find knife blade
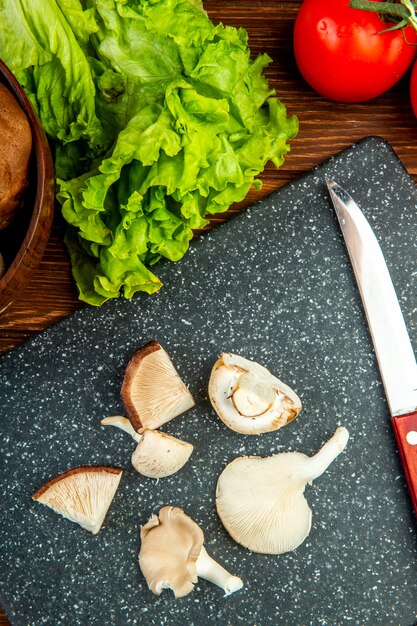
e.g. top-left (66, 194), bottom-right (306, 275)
top-left (326, 179), bottom-right (417, 516)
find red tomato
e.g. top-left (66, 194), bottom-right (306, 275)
top-left (293, 0), bottom-right (417, 103)
top-left (410, 61), bottom-right (417, 116)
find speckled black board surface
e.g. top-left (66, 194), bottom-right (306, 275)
top-left (1, 136), bottom-right (416, 626)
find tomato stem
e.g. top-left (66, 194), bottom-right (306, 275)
top-left (349, 0), bottom-right (417, 31)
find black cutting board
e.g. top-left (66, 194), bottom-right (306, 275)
top-left (1, 136), bottom-right (416, 626)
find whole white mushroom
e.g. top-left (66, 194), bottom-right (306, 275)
top-left (139, 506), bottom-right (243, 598)
top-left (216, 427), bottom-right (349, 554)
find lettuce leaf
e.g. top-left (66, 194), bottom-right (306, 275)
top-left (0, 0), bottom-right (298, 305)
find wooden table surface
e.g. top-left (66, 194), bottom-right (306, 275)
top-left (2, 1), bottom-right (417, 623)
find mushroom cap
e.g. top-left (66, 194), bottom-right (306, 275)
top-left (139, 506), bottom-right (204, 598)
top-left (216, 453), bottom-right (312, 554)
top-left (32, 466), bottom-right (123, 535)
top-left (216, 428), bottom-right (349, 554)
top-left (208, 353), bottom-right (302, 435)
top-left (121, 341), bottom-right (195, 431)
top-left (131, 429), bottom-right (194, 478)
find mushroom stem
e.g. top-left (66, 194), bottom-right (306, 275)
top-left (301, 426), bottom-right (349, 484)
top-left (195, 545), bottom-right (243, 597)
top-left (101, 416), bottom-right (143, 443)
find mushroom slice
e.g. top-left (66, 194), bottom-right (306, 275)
top-left (131, 429), bottom-right (193, 478)
top-left (139, 505), bottom-right (243, 598)
top-left (101, 416), bottom-right (193, 478)
top-left (121, 341), bottom-right (195, 431)
top-left (208, 352), bottom-right (301, 435)
top-left (32, 466), bottom-right (123, 534)
top-left (216, 427), bottom-right (349, 554)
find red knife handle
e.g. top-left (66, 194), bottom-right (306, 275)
top-left (391, 411), bottom-right (417, 516)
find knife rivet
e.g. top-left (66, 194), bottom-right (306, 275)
top-left (406, 431), bottom-right (417, 446)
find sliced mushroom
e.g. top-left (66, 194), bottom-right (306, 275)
top-left (32, 466), bottom-right (123, 534)
top-left (101, 416), bottom-right (193, 478)
top-left (216, 427), bottom-right (349, 554)
top-left (208, 352), bottom-right (302, 434)
top-left (139, 505), bottom-right (243, 598)
top-left (121, 341), bottom-right (195, 432)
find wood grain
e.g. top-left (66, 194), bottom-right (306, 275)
top-left (391, 412), bottom-right (417, 516)
top-left (2, 1), bottom-right (417, 623)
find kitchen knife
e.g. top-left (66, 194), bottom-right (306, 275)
top-left (326, 179), bottom-right (417, 516)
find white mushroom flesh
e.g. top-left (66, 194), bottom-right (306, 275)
top-left (139, 506), bottom-right (243, 598)
top-left (216, 427), bottom-right (349, 554)
top-left (32, 466), bottom-right (123, 535)
top-left (101, 416), bottom-right (193, 478)
top-left (195, 545), bottom-right (243, 597)
top-left (131, 429), bottom-right (193, 478)
top-left (101, 415), bottom-right (142, 442)
top-left (209, 352), bottom-right (302, 434)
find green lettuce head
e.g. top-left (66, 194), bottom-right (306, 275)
top-left (0, 0), bottom-right (298, 305)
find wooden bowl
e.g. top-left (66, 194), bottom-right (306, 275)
top-left (0, 59), bottom-right (55, 313)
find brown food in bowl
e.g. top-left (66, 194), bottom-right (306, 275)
top-left (0, 82), bottom-right (32, 230)
top-left (0, 58), bottom-right (55, 312)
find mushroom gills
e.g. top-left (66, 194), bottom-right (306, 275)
top-left (209, 352), bottom-right (302, 434)
top-left (216, 427), bottom-right (349, 554)
top-left (32, 466), bottom-right (123, 534)
top-left (121, 340), bottom-right (195, 432)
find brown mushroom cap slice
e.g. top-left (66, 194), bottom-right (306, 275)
top-left (121, 341), bottom-right (195, 431)
top-left (208, 352), bottom-right (302, 435)
top-left (216, 427), bottom-right (349, 554)
top-left (139, 506), bottom-right (243, 598)
top-left (32, 466), bottom-right (123, 535)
